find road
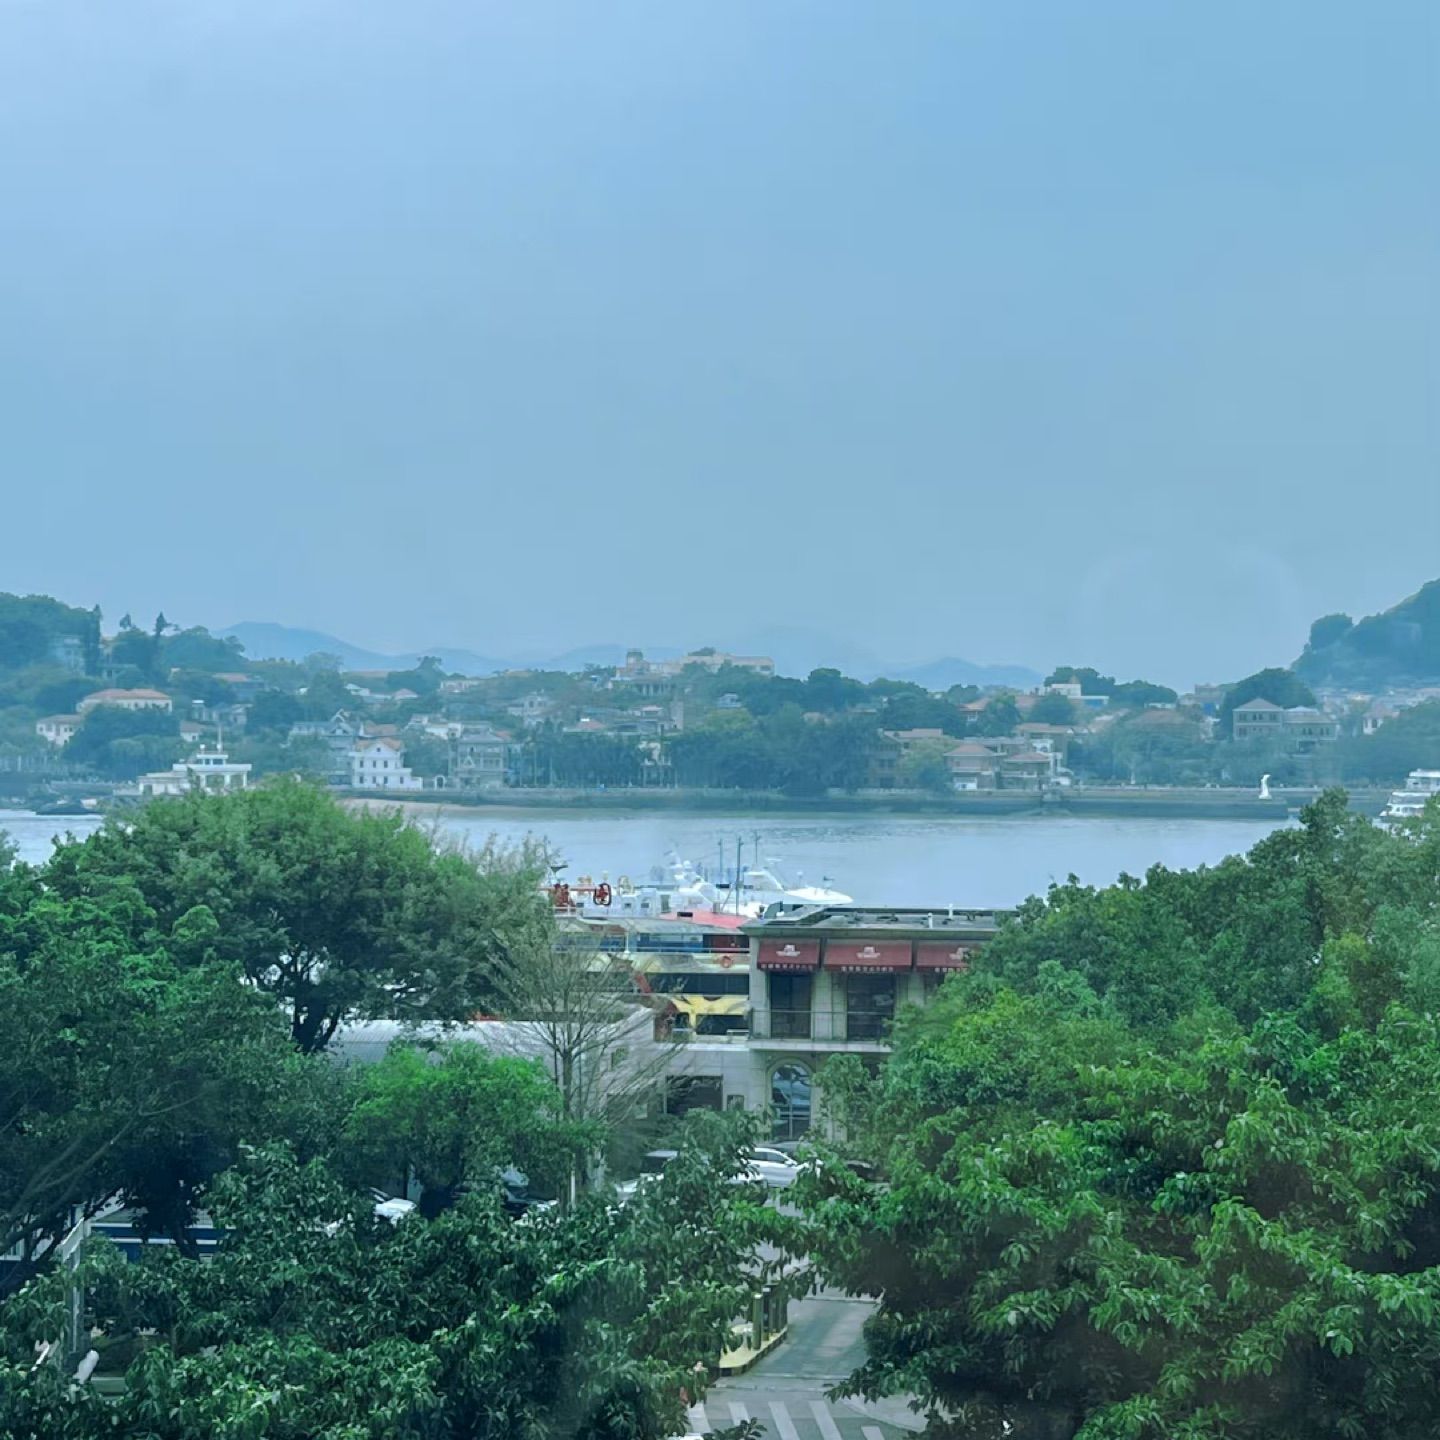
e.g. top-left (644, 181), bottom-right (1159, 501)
top-left (692, 1290), bottom-right (922, 1440)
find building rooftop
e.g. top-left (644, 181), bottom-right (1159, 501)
top-left (745, 903), bottom-right (1009, 937)
top-left (84, 687), bottom-right (170, 702)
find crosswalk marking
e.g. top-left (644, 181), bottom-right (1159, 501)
top-left (729, 1402), bottom-right (750, 1426)
top-left (686, 1404), bottom-right (709, 1434)
top-left (810, 1399), bottom-right (845, 1440)
top-left (769, 1400), bottom-right (802, 1440)
top-left (862, 1427), bottom-right (887, 1440)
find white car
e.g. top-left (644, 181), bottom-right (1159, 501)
top-left (745, 1147), bottom-right (801, 1190)
top-left (369, 1188), bottom-right (417, 1224)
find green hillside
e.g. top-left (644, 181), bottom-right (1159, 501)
top-left (0, 592), bottom-right (101, 673)
top-left (1295, 578), bottom-right (1440, 688)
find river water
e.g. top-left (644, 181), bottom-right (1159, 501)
top-left (0, 806), bottom-right (1286, 909)
top-left (410, 809), bottom-right (1285, 909)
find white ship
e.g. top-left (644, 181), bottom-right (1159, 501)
top-left (546, 849), bottom-right (852, 919)
top-left (1379, 769), bottom-right (1440, 824)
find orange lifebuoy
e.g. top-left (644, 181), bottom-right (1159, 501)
top-left (593, 882), bottom-right (612, 907)
top-left (718, 953), bottom-right (733, 969)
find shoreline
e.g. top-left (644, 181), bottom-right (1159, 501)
top-left (343, 785), bottom-right (1392, 823)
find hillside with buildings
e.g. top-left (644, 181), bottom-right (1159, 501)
top-left (3, 588), bottom-right (1439, 809)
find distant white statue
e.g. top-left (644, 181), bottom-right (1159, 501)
top-left (1258, 773), bottom-right (1271, 800)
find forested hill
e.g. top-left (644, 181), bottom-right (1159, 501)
top-left (1295, 577), bottom-right (1440, 688)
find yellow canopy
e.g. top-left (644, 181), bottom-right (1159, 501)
top-left (670, 995), bottom-right (747, 1020)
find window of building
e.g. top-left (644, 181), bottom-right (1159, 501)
top-left (768, 972), bottom-right (813, 1039)
top-left (771, 1063), bottom-right (812, 1142)
top-left (667, 1074), bottom-right (723, 1116)
top-left (844, 974), bottom-right (895, 1041)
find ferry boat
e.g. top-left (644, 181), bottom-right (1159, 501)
top-left (1379, 769), bottom-right (1440, 824)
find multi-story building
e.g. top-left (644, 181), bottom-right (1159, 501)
top-left (452, 723), bottom-right (513, 789)
top-left (77, 687), bottom-right (172, 714)
top-left (348, 736), bottom-right (423, 790)
top-left (741, 904), bottom-right (1006, 1141)
top-left (35, 714), bottom-right (82, 746)
top-left (1232, 700), bottom-right (1339, 751)
top-left (505, 693), bottom-right (558, 727)
top-left (341, 899), bottom-right (1009, 1158)
top-left (289, 710), bottom-right (365, 783)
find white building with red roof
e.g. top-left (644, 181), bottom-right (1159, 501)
top-left (77, 687), bottom-right (172, 714)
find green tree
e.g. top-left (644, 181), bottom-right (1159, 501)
top-left (1045, 666), bottom-right (1115, 695)
top-left (974, 693), bottom-right (1022, 737)
top-left (1338, 700), bottom-right (1440, 784)
top-left (44, 782), bottom-right (512, 1052)
top-left (2, 1120), bottom-right (767, 1440)
top-left (404, 733), bottom-right (452, 780)
top-left (388, 655), bottom-right (446, 698)
top-left (161, 627), bottom-right (246, 673)
top-left (246, 687), bottom-right (305, 734)
top-left (1029, 692), bottom-right (1078, 725)
top-left (1108, 679), bottom-right (1178, 708)
top-left (897, 739), bottom-right (954, 795)
top-left (0, 862), bottom-right (308, 1282)
top-left (109, 626), bottom-right (161, 682)
top-left (800, 1005), bottom-right (1440, 1440)
top-left (0, 617), bottom-right (48, 670)
top-left (64, 705), bottom-right (183, 779)
top-left (343, 1043), bottom-right (585, 1215)
top-left (300, 668), bottom-right (353, 718)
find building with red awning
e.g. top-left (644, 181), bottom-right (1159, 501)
top-left (823, 940), bottom-right (913, 971)
top-left (757, 939), bottom-right (821, 972)
top-left (915, 941), bottom-right (976, 970)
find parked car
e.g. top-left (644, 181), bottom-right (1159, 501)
top-left (368, 1189), bottom-right (416, 1224)
top-left (614, 1148), bottom-right (769, 1203)
top-left (745, 1147), bottom-right (801, 1189)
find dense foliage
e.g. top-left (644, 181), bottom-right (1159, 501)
top-left (45, 781), bottom-right (507, 1050)
top-left (797, 793), bottom-right (1440, 1439)
top-left (3, 1130), bottom-right (764, 1440)
top-left (0, 794), bottom-right (766, 1437)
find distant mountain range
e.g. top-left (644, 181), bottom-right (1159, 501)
top-left (219, 625), bottom-right (696, 678)
top-left (218, 623), bottom-right (511, 677)
top-left (220, 620), bottom-right (1042, 690)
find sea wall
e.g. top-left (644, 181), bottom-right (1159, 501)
top-left (348, 785), bottom-right (1394, 822)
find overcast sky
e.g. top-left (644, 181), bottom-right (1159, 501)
top-left (1, 2), bottom-right (1435, 685)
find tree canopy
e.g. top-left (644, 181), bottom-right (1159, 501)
top-left (43, 781), bottom-right (518, 1050)
top-left (793, 792), bottom-right (1440, 1440)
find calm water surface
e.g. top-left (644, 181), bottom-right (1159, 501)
top-left (429, 809), bottom-right (1285, 908)
top-left (0, 806), bottom-right (1287, 908)
top-left (0, 809), bottom-right (104, 864)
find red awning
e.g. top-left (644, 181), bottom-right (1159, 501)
top-left (915, 941), bottom-right (975, 970)
top-left (823, 941), bottom-right (913, 971)
top-left (757, 938), bottom-right (821, 971)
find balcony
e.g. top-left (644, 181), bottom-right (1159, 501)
top-left (748, 1007), bottom-right (894, 1048)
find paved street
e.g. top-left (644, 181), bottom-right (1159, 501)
top-left (697, 1290), bottom-right (922, 1440)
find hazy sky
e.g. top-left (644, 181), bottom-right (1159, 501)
top-left (2, 2), bottom-right (1436, 685)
